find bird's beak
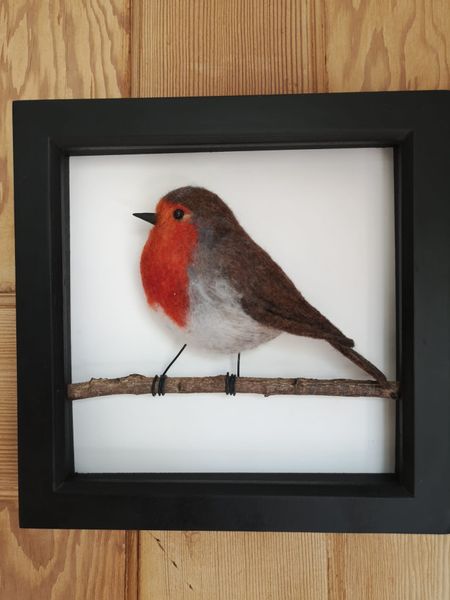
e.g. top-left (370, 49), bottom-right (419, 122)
top-left (133, 212), bottom-right (157, 225)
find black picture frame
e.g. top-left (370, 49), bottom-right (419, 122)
top-left (13, 92), bottom-right (450, 533)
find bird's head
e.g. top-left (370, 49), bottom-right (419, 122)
top-left (135, 187), bottom-right (240, 327)
top-left (133, 186), bottom-right (239, 242)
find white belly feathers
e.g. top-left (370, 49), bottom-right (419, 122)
top-left (184, 273), bottom-right (279, 353)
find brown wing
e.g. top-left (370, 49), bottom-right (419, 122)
top-left (221, 228), bottom-right (354, 347)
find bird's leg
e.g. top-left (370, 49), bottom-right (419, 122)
top-left (152, 344), bottom-right (187, 396)
top-left (225, 353), bottom-right (241, 396)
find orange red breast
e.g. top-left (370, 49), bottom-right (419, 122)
top-left (140, 199), bottom-right (198, 327)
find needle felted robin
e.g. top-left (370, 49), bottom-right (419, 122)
top-left (134, 186), bottom-right (387, 395)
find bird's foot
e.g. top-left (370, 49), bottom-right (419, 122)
top-left (151, 374), bottom-right (167, 396)
top-left (151, 344), bottom-right (188, 396)
top-left (225, 372), bottom-right (238, 396)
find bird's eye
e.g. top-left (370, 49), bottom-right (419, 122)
top-left (173, 208), bottom-right (184, 220)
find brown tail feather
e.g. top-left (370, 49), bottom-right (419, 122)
top-left (329, 340), bottom-right (387, 384)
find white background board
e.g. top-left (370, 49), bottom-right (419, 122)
top-left (70, 148), bottom-right (396, 473)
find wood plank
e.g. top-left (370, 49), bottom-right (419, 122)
top-left (139, 530), bottom-right (450, 599)
top-left (131, 2), bottom-right (450, 599)
top-left (0, 0), bottom-right (131, 292)
top-left (323, 1), bottom-right (450, 589)
top-left (327, 533), bottom-right (450, 599)
top-left (139, 530), bottom-right (328, 599)
top-left (0, 498), bottom-right (126, 600)
top-left (0, 295), bottom-right (17, 499)
top-left (132, 0), bottom-right (327, 97)
top-left (1, 2), bottom-right (131, 598)
top-left (324, 0), bottom-right (450, 92)
top-left (133, 3), bottom-right (329, 596)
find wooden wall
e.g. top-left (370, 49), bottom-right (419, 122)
top-left (1, 1), bottom-right (449, 597)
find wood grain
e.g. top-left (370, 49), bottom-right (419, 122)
top-left (3, 0), bottom-right (450, 598)
top-left (327, 534), bottom-right (450, 599)
top-left (0, 1), bottom-right (131, 598)
top-left (0, 498), bottom-right (127, 600)
top-left (139, 530), bottom-right (328, 600)
top-left (124, 530), bottom-right (139, 600)
top-left (138, 530), bottom-right (450, 600)
top-left (132, 0), bottom-right (327, 97)
top-left (325, 0), bottom-right (450, 92)
top-left (0, 0), bottom-right (130, 292)
top-left (0, 294), bottom-right (17, 499)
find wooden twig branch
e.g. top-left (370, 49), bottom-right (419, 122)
top-left (68, 374), bottom-right (399, 400)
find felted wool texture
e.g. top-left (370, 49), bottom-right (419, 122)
top-left (140, 186), bottom-right (387, 381)
top-left (164, 187), bottom-right (354, 343)
top-left (140, 197), bottom-right (198, 327)
top-left (186, 274), bottom-right (279, 353)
